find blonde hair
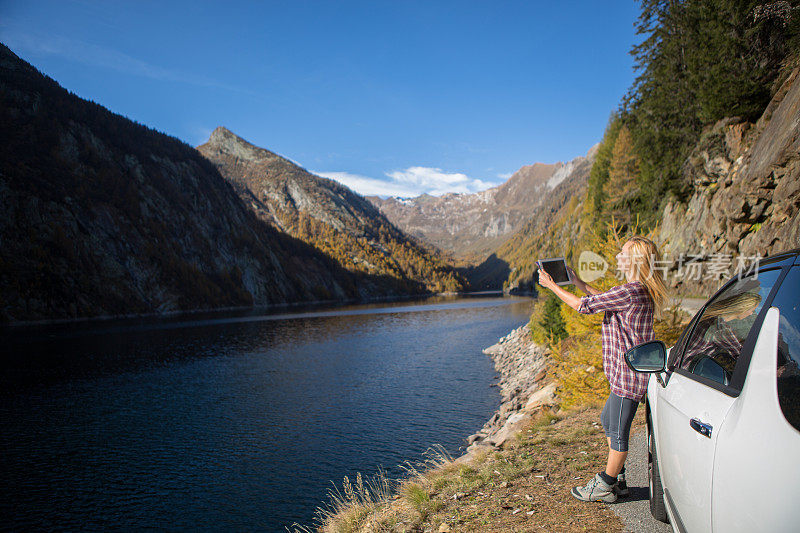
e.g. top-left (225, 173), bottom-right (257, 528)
top-left (625, 236), bottom-right (669, 319)
top-left (703, 292), bottom-right (761, 321)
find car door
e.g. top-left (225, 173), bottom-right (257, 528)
top-left (655, 268), bottom-right (783, 532)
top-left (711, 265), bottom-right (800, 532)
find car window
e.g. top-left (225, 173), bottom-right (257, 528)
top-left (677, 269), bottom-right (782, 386)
top-left (771, 266), bottom-right (800, 432)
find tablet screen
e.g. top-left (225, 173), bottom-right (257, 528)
top-left (538, 258), bottom-right (571, 285)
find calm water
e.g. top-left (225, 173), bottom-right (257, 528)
top-left (0, 294), bottom-right (533, 531)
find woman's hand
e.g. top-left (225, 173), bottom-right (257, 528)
top-left (538, 265), bottom-right (583, 311)
top-left (567, 267), bottom-right (578, 283)
top-left (566, 266), bottom-right (599, 295)
top-left (537, 268), bottom-right (556, 291)
top-left (567, 266), bottom-right (581, 286)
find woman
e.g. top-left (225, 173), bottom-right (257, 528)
top-left (537, 236), bottom-right (668, 503)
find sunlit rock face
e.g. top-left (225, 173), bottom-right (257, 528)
top-left (368, 148), bottom-right (597, 263)
top-left (198, 127), bottom-right (467, 294)
top-left (657, 67), bottom-right (800, 295)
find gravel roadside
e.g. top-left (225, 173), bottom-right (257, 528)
top-left (610, 428), bottom-right (671, 533)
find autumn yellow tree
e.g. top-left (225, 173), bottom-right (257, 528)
top-left (603, 125), bottom-right (640, 230)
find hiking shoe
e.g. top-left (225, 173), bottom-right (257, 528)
top-left (571, 473), bottom-right (617, 503)
top-left (613, 473), bottom-right (630, 498)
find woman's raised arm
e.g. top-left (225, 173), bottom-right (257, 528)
top-left (567, 267), bottom-right (602, 296)
top-left (537, 269), bottom-right (582, 311)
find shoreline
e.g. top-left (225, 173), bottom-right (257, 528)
top-left (451, 295), bottom-right (703, 465)
top-left (454, 322), bottom-right (556, 464)
top-left (320, 322), bottom-right (564, 531)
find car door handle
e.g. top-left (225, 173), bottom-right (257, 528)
top-left (690, 418), bottom-right (713, 438)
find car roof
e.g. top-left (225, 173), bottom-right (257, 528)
top-left (759, 247), bottom-right (799, 269)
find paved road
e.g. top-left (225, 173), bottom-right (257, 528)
top-left (610, 429), bottom-right (671, 533)
top-left (671, 296), bottom-right (706, 316)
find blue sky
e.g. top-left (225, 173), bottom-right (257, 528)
top-left (1, 1), bottom-right (641, 198)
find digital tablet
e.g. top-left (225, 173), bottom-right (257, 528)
top-left (537, 257), bottom-right (572, 286)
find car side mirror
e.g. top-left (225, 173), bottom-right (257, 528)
top-left (624, 340), bottom-right (667, 373)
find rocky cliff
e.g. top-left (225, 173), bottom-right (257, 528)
top-left (197, 127), bottom-right (467, 294)
top-left (368, 150), bottom-right (597, 264)
top-left (657, 65), bottom-right (800, 296)
top-left (0, 44), bottom-right (416, 323)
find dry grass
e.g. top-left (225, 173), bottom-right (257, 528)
top-left (290, 406), bottom-right (633, 532)
top-left (287, 467), bottom-right (395, 533)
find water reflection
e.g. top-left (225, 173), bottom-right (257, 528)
top-left (1, 294), bottom-right (532, 530)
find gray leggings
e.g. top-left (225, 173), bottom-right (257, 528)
top-left (601, 391), bottom-right (639, 452)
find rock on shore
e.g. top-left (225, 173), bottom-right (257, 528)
top-left (455, 323), bottom-right (556, 463)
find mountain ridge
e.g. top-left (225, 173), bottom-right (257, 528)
top-left (368, 146), bottom-right (598, 266)
top-left (197, 127), bottom-right (468, 294)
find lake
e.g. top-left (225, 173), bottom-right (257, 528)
top-left (0, 294), bottom-right (533, 530)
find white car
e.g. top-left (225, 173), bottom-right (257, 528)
top-left (624, 249), bottom-right (800, 533)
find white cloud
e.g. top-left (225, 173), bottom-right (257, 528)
top-left (471, 178), bottom-right (501, 190)
top-left (497, 172), bottom-right (514, 180)
top-left (385, 166), bottom-right (500, 196)
top-left (315, 171), bottom-right (420, 198)
top-left (316, 167), bottom-right (501, 198)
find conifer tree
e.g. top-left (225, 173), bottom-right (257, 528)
top-left (604, 125), bottom-right (640, 230)
top-left (621, 0), bottom-right (797, 228)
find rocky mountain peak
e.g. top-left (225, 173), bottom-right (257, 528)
top-left (197, 128), bottom-right (467, 293)
top-left (507, 162), bottom-right (558, 186)
top-left (492, 162), bottom-right (559, 205)
top-left (203, 126), bottom-right (286, 165)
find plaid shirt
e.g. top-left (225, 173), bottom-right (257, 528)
top-left (577, 281), bottom-right (655, 402)
top-left (679, 317), bottom-right (743, 373)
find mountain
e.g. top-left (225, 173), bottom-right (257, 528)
top-left (197, 127), bottom-right (467, 294)
top-left (0, 44), bottom-right (448, 323)
top-left (367, 150), bottom-right (597, 264)
top-left (465, 151), bottom-right (596, 291)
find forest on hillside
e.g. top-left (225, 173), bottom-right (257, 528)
top-left (495, 0), bottom-right (799, 292)
top-left (593, 0), bottom-right (799, 230)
